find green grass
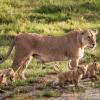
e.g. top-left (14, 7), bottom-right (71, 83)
top-left (91, 81), bottom-right (100, 88)
top-left (34, 89), bottom-right (61, 98)
top-left (0, 0), bottom-right (100, 99)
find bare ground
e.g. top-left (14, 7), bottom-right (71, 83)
top-left (0, 74), bottom-right (100, 100)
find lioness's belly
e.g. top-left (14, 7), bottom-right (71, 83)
top-left (33, 53), bottom-right (68, 63)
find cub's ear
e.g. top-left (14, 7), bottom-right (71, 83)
top-left (0, 74), bottom-right (4, 78)
top-left (94, 62), bottom-right (99, 67)
top-left (93, 62), bottom-right (97, 66)
top-left (77, 66), bottom-right (80, 69)
top-left (81, 32), bottom-right (85, 35)
top-left (1, 74), bottom-right (4, 78)
top-left (85, 65), bottom-right (88, 69)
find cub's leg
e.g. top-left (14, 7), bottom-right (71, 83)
top-left (93, 75), bottom-right (99, 81)
top-left (90, 75), bottom-right (99, 81)
top-left (73, 79), bottom-right (80, 87)
top-left (18, 56), bottom-right (33, 80)
top-left (52, 78), bottom-right (59, 86)
top-left (74, 81), bottom-right (79, 87)
top-left (52, 78), bottom-right (63, 88)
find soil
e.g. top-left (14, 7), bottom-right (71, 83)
top-left (0, 74), bottom-right (100, 100)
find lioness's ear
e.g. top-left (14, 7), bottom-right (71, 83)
top-left (92, 29), bottom-right (98, 35)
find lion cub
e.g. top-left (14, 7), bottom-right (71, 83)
top-left (82, 62), bottom-right (100, 81)
top-left (0, 74), bottom-right (7, 84)
top-left (0, 68), bottom-right (15, 84)
top-left (53, 65), bottom-right (87, 87)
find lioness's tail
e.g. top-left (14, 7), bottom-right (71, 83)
top-left (0, 38), bottom-right (16, 64)
top-left (53, 64), bottom-right (63, 73)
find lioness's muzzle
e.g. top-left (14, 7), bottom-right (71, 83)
top-left (91, 43), bottom-right (96, 49)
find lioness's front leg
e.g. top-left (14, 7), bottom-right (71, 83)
top-left (68, 58), bottom-right (79, 70)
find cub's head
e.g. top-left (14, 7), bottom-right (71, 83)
top-left (77, 65), bottom-right (88, 75)
top-left (7, 68), bottom-right (15, 81)
top-left (0, 74), bottom-right (7, 84)
top-left (92, 62), bottom-right (100, 71)
top-left (79, 29), bottom-right (98, 49)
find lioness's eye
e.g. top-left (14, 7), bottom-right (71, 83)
top-left (88, 36), bottom-right (91, 39)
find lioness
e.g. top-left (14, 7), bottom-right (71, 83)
top-left (82, 62), bottom-right (100, 81)
top-left (53, 65), bottom-right (88, 87)
top-left (0, 29), bottom-right (97, 79)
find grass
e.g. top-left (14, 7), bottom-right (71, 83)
top-left (0, 0), bottom-right (100, 99)
top-left (34, 89), bottom-right (61, 98)
top-left (91, 81), bottom-right (100, 88)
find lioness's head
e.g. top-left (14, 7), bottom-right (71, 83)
top-left (79, 29), bottom-right (98, 49)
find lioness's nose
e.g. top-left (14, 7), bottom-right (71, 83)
top-left (92, 43), bottom-right (95, 46)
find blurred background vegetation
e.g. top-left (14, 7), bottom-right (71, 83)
top-left (0, 0), bottom-right (100, 44)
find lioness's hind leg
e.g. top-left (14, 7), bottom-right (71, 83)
top-left (18, 56), bottom-right (33, 80)
top-left (12, 41), bottom-right (33, 71)
top-left (12, 54), bottom-right (32, 80)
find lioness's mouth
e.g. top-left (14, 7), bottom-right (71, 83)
top-left (89, 44), bottom-right (96, 49)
